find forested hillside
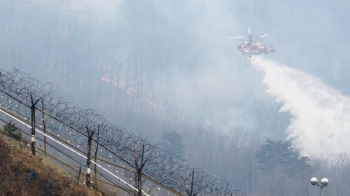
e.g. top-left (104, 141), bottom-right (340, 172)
top-left (1, 0), bottom-right (350, 195)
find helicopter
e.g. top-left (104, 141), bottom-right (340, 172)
top-left (228, 28), bottom-right (275, 57)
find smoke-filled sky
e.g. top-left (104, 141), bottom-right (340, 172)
top-left (1, 0), bottom-right (350, 149)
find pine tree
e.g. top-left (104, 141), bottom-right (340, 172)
top-left (256, 138), bottom-right (312, 196)
top-left (255, 138), bottom-right (311, 176)
top-left (158, 131), bottom-right (186, 157)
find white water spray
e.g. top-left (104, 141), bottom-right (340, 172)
top-left (251, 56), bottom-right (350, 157)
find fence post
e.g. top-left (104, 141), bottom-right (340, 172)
top-left (41, 98), bottom-right (47, 157)
top-left (30, 94), bottom-right (41, 156)
top-left (184, 170), bottom-right (196, 196)
top-left (94, 125), bottom-right (100, 188)
top-left (77, 165), bottom-right (82, 185)
top-left (86, 126), bottom-right (94, 187)
top-left (133, 145), bottom-right (148, 196)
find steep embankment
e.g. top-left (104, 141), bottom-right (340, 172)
top-left (0, 129), bottom-right (101, 196)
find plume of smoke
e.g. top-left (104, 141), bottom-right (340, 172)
top-left (251, 56), bottom-right (350, 157)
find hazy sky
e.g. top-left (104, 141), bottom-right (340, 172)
top-left (1, 0), bottom-right (350, 141)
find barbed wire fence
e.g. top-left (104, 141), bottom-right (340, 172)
top-left (0, 68), bottom-right (242, 196)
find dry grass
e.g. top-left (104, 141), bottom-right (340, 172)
top-left (0, 130), bottom-right (103, 196)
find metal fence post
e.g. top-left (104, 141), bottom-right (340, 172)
top-left (30, 94), bottom-right (41, 156)
top-left (86, 126), bottom-right (94, 187)
top-left (94, 125), bottom-right (100, 188)
top-left (77, 165), bottom-right (82, 185)
top-left (41, 99), bottom-right (47, 157)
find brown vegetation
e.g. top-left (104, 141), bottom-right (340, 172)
top-left (0, 130), bottom-right (102, 196)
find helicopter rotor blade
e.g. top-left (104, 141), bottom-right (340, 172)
top-left (227, 36), bottom-right (245, 39)
top-left (247, 28), bottom-right (252, 35)
top-left (259, 33), bottom-right (269, 38)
